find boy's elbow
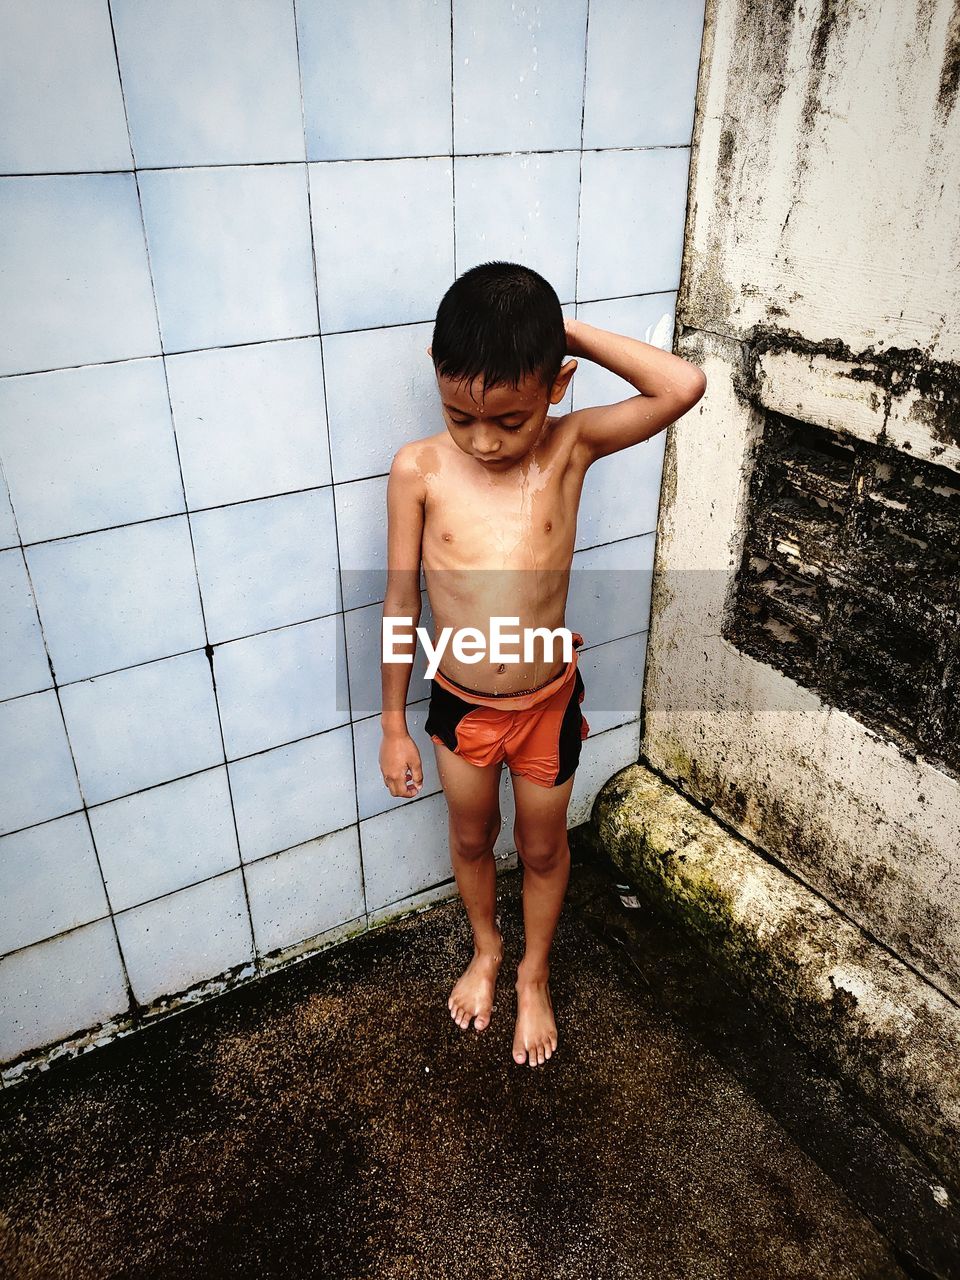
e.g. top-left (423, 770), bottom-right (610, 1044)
top-left (685, 369), bottom-right (707, 403)
top-left (383, 593), bottom-right (422, 622)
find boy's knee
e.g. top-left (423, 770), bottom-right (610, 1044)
top-left (451, 819), bottom-right (500, 861)
top-left (514, 826), bottom-right (568, 871)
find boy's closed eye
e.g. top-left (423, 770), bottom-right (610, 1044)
top-left (447, 412), bottom-right (526, 430)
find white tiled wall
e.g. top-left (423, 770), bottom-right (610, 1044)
top-left (0, 0), bottom-right (706, 1073)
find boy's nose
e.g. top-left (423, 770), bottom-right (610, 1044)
top-left (472, 432), bottom-right (500, 456)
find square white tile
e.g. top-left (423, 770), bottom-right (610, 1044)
top-left (111, 0), bottom-right (304, 167)
top-left (246, 826), bottom-right (365, 956)
top-left (571, 294), bottom-right (674, 547)
top-left (334, 476), bottom-right (389, 609)
top-left (166, 338), bottom-right (331, 510)
top-left (578, 631), bottom-right (647, 735)
top-left (229, 725), bottom-right (357, 862)
top-left (0, 173), bottom-right (160, 377)
top-left (453, 0), bottom-right (588, 153)
top-left (360, 791), bottom-right (452, 913)
top-left (26, 516), bottom-right (206, 685)
top-left (0, 690), bottom-right (82, 836)
top-left (324, 323), bottom-right (438, 483)
top-left (213, 614), bottom-right (349, 760)
top-left (353, 701), bottom-right (442, 821)
top-left (366, 876), bottom-right (461, 928)
top-left (0, 919), bottom-right (128, 1063)
top-left (344, 593), bottom-right (433, 720)
top-left (454, 152), bottom-right (581, 303)
top-left (89, 767), bottom-right (240, 913)
top-left (309, 158), bottom-right (454, 332)
top-left (138, 164), bottom-right (317, 354)
top-left (573, 295), bottom-right (677, 399)
top-left (298, 0), bottom-right (451, 160)
top-left (0, 470), bottom-right (18, 550)
top-left (0, 813), bottom-right (108, 955)
top-left (0, 549), bottom-right (50, 700)
top-left (114, 870), bottom-right (253, 1007)
top-left (0, 359), bottom-right (184, 544)
top-left (576, 432), bottom-right (667, 551)
top-left (59, 649), bottom-right (224, 806)
top-left (583, 0), bottom-right (706, 149)
top-left (0, 0), bottom-right (132, 174)
top-left (578, 149), bottom-right (692, 302)
top-left (191, 488), bottom-right (339, 645)
top-left (568, 534), bottom-right (656, 649)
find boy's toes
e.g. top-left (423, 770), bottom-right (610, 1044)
top-left (474, 1012), bottom-right (489, 1031)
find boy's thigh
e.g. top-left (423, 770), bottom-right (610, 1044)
top-left (433, 740), bottom-right (503, 838)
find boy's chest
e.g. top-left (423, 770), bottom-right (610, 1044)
top-left (422, 465), bottom-right (581, 570)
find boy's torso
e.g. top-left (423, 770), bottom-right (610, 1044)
top-left (413, 416), bottom-right (587, 696)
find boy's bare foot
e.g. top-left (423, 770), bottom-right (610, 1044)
top-left (513, 965), bottom-right (558, 1066)
top-left (448, 931), bottom-right (503, 1032)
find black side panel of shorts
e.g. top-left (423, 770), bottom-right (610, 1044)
top-left (424, 680), bottom-right (476, 753)
top-left (554, 669), bottom-right (586, 786)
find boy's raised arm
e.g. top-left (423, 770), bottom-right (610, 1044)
top-left (379, 446), bottom-right (426, 797)
top-left (564, 317), bottom-right (706, 464)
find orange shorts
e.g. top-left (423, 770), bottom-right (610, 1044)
top-left (425, 633), bottom-right (590, 788)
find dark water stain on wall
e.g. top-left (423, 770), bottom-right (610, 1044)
top-left (734, 326), bottom-right (960, 450)
top-left (723, 397), bottom-right (960, 778)
top-left (937, 0), bottom-right (960, 121)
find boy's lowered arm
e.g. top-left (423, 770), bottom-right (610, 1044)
top-left (563, 317), bottom-right (706, 464)
top-left (381, 447), bottom-right (425, 737)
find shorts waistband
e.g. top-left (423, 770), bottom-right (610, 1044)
top-left (432, 632), bottom-right (583, 711)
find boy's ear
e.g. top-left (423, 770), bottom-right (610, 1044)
top-left (550, 358), bottom-right (577, 403)
top-left (426, 345), bottom-right (433, 358)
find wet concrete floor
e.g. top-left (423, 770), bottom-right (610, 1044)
top-left (1, 844), bottom-right (959, 1279)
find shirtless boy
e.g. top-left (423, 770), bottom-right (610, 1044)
top-left (379, 262), bottom-right (706, 1068)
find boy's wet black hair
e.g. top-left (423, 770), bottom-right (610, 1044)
top-left (431, 261), bottom-right (566, 394)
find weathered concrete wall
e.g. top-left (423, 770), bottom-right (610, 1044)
top-left (643, 0), bottom-right (960, 1002)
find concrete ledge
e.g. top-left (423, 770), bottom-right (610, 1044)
top-left (591, 762), bottom-right (960, 1194)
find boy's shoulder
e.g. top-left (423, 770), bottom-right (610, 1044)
top-left (388, 433), bottom-right (450, 497)
top-left (391, 432), bottom-right (451, 474)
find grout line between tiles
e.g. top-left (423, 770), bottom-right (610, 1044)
top-left (292, 0), bottom-right (367, 922)
top-left (0, 284), bottom-right (680, 384)
top-left (0, 143), bottom-right (690, 182)
top-left (3, 716), bottom-right (647, 962)
top-left (111, 0), bottom-right (264, 984)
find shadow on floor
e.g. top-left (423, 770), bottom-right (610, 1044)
top-left (1, 849), bottom-right (958, 1279)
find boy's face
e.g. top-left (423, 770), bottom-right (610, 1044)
top-left (431, 359), bottom-right (575, 471)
